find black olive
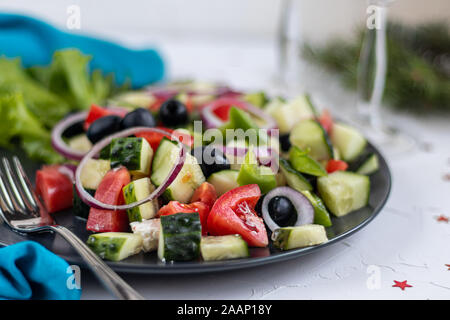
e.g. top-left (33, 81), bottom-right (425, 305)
top-left (159, 99), bottom-right (188, 127)
top-left (268, 196), bottom-right (297, 227)
top-left (279, 134), bottom-right (291, 152)
top-left (120, 108), bottom-right (156, 129)
top-left (86, 115), bottom-right (122, 144)
top-left (191, 146), bottom-right (230, 178)
top-left (61, 112), bottom-right (84, 138)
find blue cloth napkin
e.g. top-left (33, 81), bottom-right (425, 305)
top-left (0, 13), bottom-right (165, 88)
top-left (0, 241), bottom-right (81, 300)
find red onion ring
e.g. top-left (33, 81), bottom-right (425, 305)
top-left (201, 97), bottom-right (277, 130)
top-left (51, 107), bottom-right (129, 161)
top-left (75, 127), bottom-right (186, 210)
top-left (57, 164), bottom-right (77, 183)
top-left (51, 111), bottom-right (88, 161)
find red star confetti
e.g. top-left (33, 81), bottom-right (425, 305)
top-left (445, 264), bottom-right (450, 270)
top-left (392, 280), bottom-right (413, 291)
top-left (436, 215), bottom-right (449, 223)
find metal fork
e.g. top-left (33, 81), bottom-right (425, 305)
top-left (0, 156), bottom-right (144, 300)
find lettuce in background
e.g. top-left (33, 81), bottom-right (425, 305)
top-left (0, 49), bottom-right (121, 163)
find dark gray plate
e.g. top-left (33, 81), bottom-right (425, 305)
top-left (0, 143), bottom-right (391, 274)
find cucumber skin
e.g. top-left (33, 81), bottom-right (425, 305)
top-left (289, 120), bottom-right (333, 161)
top-left (301, 191), bottom-right (332, 227)
top-left (160, 213), bottom-right (202, 262)
top-left (272, 225), bottom-right (328, 250)
top-left (109, 137), bottom-right (145, 171)
top-left (200, 235), bottom-right (249, 261)
top-left (73, 186), bottom-right (95, 220)
top-left (123, 178), bottom-right (156, 223)
top-left (86, 233), bottom-right (143, 261)
top-left (279, 158), bottom-right (313, 192)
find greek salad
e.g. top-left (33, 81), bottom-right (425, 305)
top-left (35, 81), bottom-right (380, 262)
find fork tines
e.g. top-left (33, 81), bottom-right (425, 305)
top-left (0, 157), bottom-right (39, 216)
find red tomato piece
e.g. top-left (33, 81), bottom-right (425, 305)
top-left (158, 201), bottom-right (209, 235)
top-left (35, 165), bottom-right (73, 213)
top-left (209, 97), bottom-right (248, 121)
top-left (318, 109), bottom-right (334, 134)
top-left (86, 167), bottom-right (131, 232)
top-left (84, 104), bottom-right (126, 130)
top-left (135, 127), bottom-right (173, 151)
top-left (190, 182), bottom-right (217, 209)
top-left (207, 184), bottom-right (268, 247)
top-left (326, 159), bottom-right (348, 173)
top-left (135, 127), bottom-right (193, 150)
top-left (172, 129), bottom-right (194, 148)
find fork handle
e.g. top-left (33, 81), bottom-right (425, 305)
top-left (51, 225), bottom-right (145, 300)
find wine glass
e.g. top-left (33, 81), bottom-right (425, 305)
top-left (355, 0), bottom-right (416, 156)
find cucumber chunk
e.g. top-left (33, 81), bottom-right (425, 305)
top-left (158, 212), bottom-right (202, 262)
top-left (130, 218), bottom-right (160, 252)
top-left (151, 138), bottom-right (205, 203)
top-left (301, 190), bottom-right (332, 227)
top-left (272, 224), bottom-right (328, 250)
top-left (317, 171), bottom-right (370, 217)
top-left (207, 170), bottom-right (240, 196)
top-left (67, 134), bottom-right (92, 153)
top-left (80, 159), bottom-right (111, 190)
top-left (110, 137), bottom-right (153, 175)
top-left (123, 177), bottom-right (159, 222)
top-left (356, 153), bottom-right (379, 175)
top-left (330, 123), bottom-right (367, 162)
top-left (267, 95), bottom-right (316, 134)
top-left (289, 146), bottom-right (328, 177)
top-left (290, 120), bottom-right (333, 161)
top-left (86, 232), bottom-right (143, 261)
top-left (279, 158), bottom-right (313, 191)
top-left (243, 91), bottom-right (268, 108)
top-left (200, 235), bottom-right (249, 261)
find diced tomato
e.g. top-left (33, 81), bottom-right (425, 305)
top-left (172, 129), bottom-right (194, 148)
top-left (135, 127), bottom-right (194, 150)
top-left (158, 201), bottom-right (209, 235)
top-left (86, 167), bottom-right (131, 232)
top-left (149, 96), bottom-right (168, 112)
top-left (35, 165), bottom-right (73, 213)
top-left (135, 127), bottom-right (173, 151)
top-left (207, 184), bottom-right (268, 247)
top-left (208, 97), bottom-right (248, 121)
top-left (84, 104), bottom-right (127, 130)
top-left (326, 159), bottom-right (348, 173)
top-left (318, 109), bottom-right (334, 134)
top-left (190, 182), bottom-right (217, 209)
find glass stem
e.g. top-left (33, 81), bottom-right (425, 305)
top-left (369, 6), bottom-right (387, 132)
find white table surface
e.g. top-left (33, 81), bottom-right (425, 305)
top-left (80, 36), bottom-right (450, 300)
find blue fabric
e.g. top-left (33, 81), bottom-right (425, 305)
top-left (0, 241), bottom-right (81, 300)
top-left (0, 13), bottom-right (165, 88)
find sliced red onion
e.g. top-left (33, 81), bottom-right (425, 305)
top-left (261, 187), bottom-right (314, 232)
top-left (58, 164), bottom-right (77, 183)
top-left (51, 111), bottom-right (88, 161)
top-left (51, 107), bottom-right (129, 161)
top-left (201, 97), bottom-right (277, 130)
top-left (75, 127), bottom-right (186, 210)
